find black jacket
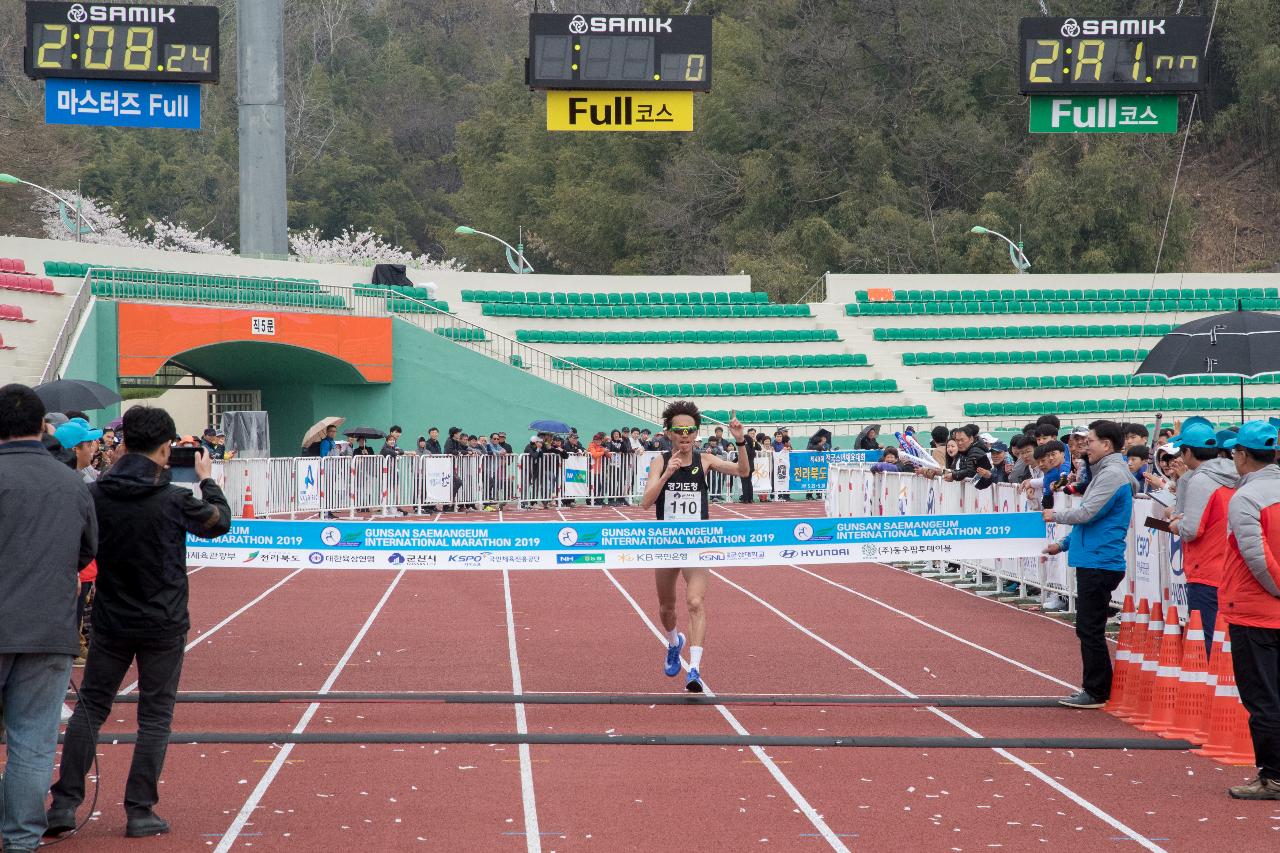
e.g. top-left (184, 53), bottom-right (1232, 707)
top-left (445, 437), bottom-right (467, 455)
top-left (0, 440), bottom-right (97, 656)
top-left (89, 453), bottom-right (231, 639)
top-left (950, 444), bottom-right (991, 481)
top-left (424, 438), bottom-right (442, 454)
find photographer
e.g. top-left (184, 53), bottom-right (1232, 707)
top-left (47, 406), bottom-right (231, 840)
top-left (0, 384), bottom-right (97, 853)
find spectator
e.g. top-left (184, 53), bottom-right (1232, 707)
top-left (771, 429), bottom-right (786, 452)
top-left (200, 428), bottom-right (219, 459)
top-left (943, 438), bottom-right (959, 468)
top-left (305, 423), bottom-right (338, 458)
top-left (423, 427), bottom-right (442, 455)
top-left (444, 427), bottom-right (466, 455)
top-left (415, 436), bottom-right (428, 454)
top-left (871, 447), bottom-right (904, 473)
top-left (380, 434), bottom-right (405, 457)
top-left (388, 424), bottom-right (403, 446)
top-left (588, 431), bottom-right (609, 505)
top-left (1034, 423), bottom-right (1059, 445)
top-left (523, 434), bottom-right (549, 508)
top-left (1127, 445), bottom-right (1156, 494)
top-left (0, 384), bottom-right (97, 853)
top-left (1122, 422), bottom-right (1150, 450)
top-left (1156, 427), bottom-right (1175, 449)
top-left (55, 419), bottom-right (105, 484)
top-left (565, 432), bottom-right (584, 454)
top-left (629, 427), bottom-right (644, 452)
top-left (1008, 434), bottom-right (1036, 483)
top-left (709, 426), bottom-right (729, 452)
top-left (605, 429), bottom-right (628, 505)
top-left (1168, 419), bottom-right (1235, 642)
top-left (1036, 414), bottom-right (1062, 431)
top-left (498, 432), bottom-right (513, 454)
top-left (1216, 420), bottom-right (1280, 800)
top-left (1042, 420), bottom-right (1133, 709)
top-left (942, 426), bottom-right (988, 482)
top-left (974, 441), bottom-right (1013, 489)
top-left (739, 426), bottom-right (758, 503)
top-left (353, 436), bottom-right (374, 456)
top-left (1029, 439), bottom-right (1069, 508)
top-left (48, 405), bottom-right (230, 840)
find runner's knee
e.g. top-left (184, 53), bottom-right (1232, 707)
top-left (686, 594), bottom-right (704, 616)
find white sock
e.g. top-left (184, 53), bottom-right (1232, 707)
top-left (689, 646), bottom-right (704, 670)
top-left (666, 627), bottom-right (680, 646)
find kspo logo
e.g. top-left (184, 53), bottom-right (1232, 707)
top-left (71, 4), bottom-right (178, 23)
top-left (1060, 17), bottom-right (1166, 37)
top-left (569, 15), bottom-right (673, 34)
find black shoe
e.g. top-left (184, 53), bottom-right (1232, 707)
top-left (1058, 690), bottom-right (1105, 709)
top-left (43, 807), bottom-right (78, 837)
top-left (125, 811), bottom-right (170, 838)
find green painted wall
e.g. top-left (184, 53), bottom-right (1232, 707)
top-left (62, 301), bottom-right (122, 421)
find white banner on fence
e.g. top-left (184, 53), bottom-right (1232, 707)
top-left (421, 455), bottom-right (453, 503)
top-left (297, 459), bottom-right (320, 511)
top-left (564, 456), bottom-right (589, 498)
top-left (751, 453), bottom-right (772, 494)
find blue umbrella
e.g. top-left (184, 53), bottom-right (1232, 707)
top-left (529, 419), bottom-right (571, 434)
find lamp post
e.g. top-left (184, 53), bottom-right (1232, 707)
top-left (970, 225), bottom-right (1030, 273)
top-left (0, 173), bottom-right (95, 241)
top-left (454, 225), bottom-right (534, 274)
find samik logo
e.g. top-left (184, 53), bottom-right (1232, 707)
top-left (572, 16), bottom-right (673, 34)
top-left (1065, 18), bottom-right (1166, 36)
top-left (79, 5), bottom-right (178, 23)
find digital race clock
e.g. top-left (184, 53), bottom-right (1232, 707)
top-left (24, 2), bottom-right (220, 84)
top-left (1019, 16), bottom-right (1207, 94)
top-left (527, 13), bottom-right (711, 91)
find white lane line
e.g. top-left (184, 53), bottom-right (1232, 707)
top-left (601, 569), bottom-right (851, 853)
top-left (503, 569), bottom-right (543, 853)
top-left (121, 568), bottom-right (306, 696)
top-left (711, 570), bottom-right (1166, 853)
top-left (213, 569), bottom-right (406, 853)
top-left (186, 565), bottom-right (207, 576)
top-left (788, 564), bottom-right (1077, 690)
top-left (717, 502), bottom-right (751, 519)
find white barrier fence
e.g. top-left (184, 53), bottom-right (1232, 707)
top-left (826, 465), bottom-right (1186, 616)
top-left (211, 450), bottom-right (790, 517)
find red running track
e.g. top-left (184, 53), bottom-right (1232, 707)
top-left (5, 502), bottom-right (1279, 851)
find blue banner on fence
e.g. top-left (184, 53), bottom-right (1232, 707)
top-left (786, 450), bottom-right (879, 492)
top-left (45, 78), bottom-right (201, 129)
top-left (186, 513), bottom-right (1046, 570)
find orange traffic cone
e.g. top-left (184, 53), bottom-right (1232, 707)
top-left (241, 478), bottom-right (256, 519)
top-left (1114, 599), bottom-right (1151, 719)
top-left (1193, 614), bottom-right (1230, 743)
top-left (1195, 634), bottom-right (1255, 765)
top-left (1123, 601), bottom-right (1164, 724)
top-left (1104, 595), bottom-right (1137, 715)
top-left (1163, 609), bottom-right (1211, 741)
top-left (1139, 605), bottom-right (1183, 733)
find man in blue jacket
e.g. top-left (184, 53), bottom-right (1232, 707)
top-left (1042, 419), bottom-right (1134, 708)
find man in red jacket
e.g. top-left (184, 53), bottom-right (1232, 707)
top-left (1220, 420), bottom-right (1280, 800)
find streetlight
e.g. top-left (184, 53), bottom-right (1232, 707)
top-left (970, 225), bottom-right (1030, 273)
top-left (0, 173), bottom-right (95, 241)
top-left (454, 225), bottom-right (534, 274)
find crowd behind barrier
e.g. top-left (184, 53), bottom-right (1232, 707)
top-left (210, 450), bottom-right (875, 517)
top-left (826, 464), bottom-right (1186, 616)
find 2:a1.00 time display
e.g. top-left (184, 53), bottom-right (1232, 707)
top-left (1018, 16), bottom-right (1207, 94)
top-left (24, 2), bottom-right (220, 83)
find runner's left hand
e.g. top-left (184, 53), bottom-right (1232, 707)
top-left (727, 411), bottom-right (745, 443)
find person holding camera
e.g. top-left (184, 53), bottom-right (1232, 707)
top-left (46, 406), bottom-right (231, 840)
top-left (0, 385), bottom-right (98, 853)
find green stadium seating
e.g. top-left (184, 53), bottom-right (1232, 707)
top-left (548, 353), bottom-right (868, 371)
top-left (479, 303), bottom-right (808, 319)
top-left (848, 294), bottom-right (1280, 316)
top-left (614, 378), bottom-right (897, 398)
top-left (872, 323), bottom-right (1175, 342)
top-left (515, 329), bottom-right (840, 344)
top-left (464, 289), bottom-right (771, 305)
top-left (967, 396), bottom-right (1280, 418)
top-left (932, 373), bottom-right (1280, 392)
top-left (700, 405), bottom-right (926, 424)
top-left (903, 348), bottom-right (1150, 367)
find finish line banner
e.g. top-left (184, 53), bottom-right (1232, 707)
top-left (186, 514), bottom-right (1047, 570)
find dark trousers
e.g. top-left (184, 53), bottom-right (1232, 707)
top-left (1075, 567), bottom-right (1125, 700)
top-left (1186, 582), bottom-right (1220, 659)
top-left (52, 630), bottom-right (185, 816)
top-left (1229, 624), bottom-right (1280, 781)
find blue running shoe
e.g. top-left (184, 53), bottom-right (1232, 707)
top-left (685, 667), bottom-right (704, 693)
top-left (664, 633), bottom-right (686, 677)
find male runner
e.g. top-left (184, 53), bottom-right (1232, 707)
top-left (640, 402), bottom-right (748, 692)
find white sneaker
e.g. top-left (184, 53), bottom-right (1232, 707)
top-left (1043, 593), bottom-right (1068, 612)
top-left (60, 702), bottom-right (74, 724)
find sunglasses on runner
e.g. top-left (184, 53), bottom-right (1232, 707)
top-left (668, 426), bottom-right (698, 436)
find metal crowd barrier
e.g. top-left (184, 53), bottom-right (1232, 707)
top-left (212, 449), bottom-right (781, 518)
top-left (825, 464), bottom-right (1186, 616)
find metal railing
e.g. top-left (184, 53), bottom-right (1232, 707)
top-left (41, 271), bottom-right (96, 383)
top-left (213, 450), bottom-right (793, 517)
top-left (380, 289), bottom-right (711, 428)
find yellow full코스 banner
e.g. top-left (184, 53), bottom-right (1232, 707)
top-left (547, 90), bottom-right (693, 132)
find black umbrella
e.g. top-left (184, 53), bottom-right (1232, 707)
top-left (34, 378), bottom-right (122, 412)
top-left (343, 426), bottom-right (386, 439)
top-left (1134, 308), bottom-right (1280, 421)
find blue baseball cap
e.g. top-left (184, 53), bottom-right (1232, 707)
top-left (54, 420), bottom-right (103, 449)
top-left (1166, 421), bottom-right (1219, 450)
top-left (1223, 420), bottom-right (1279, 452)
